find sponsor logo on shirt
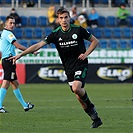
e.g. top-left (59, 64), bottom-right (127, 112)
top-left (8, 34), bottom-right (14, 40)
top-left (59, 40), bottom-right (78, 47)
top-left (59, 37), bottom-right (62, 41)
top-left (72, 34), bottom-right (77, 39)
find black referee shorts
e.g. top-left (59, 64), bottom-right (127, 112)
top-left (2, 57), bottom-right (17, 81)
top-left (67, 65), bottom-right (88, 92)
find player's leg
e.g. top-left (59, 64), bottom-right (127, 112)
top-left (72, 80), bottom-right (103, 128)
top-left (11, 80), bottom-right (34, 112)
top-left (68, 66), bottom-right (102, 128)
top-left (0, 58), bottom-right (12, 113)
top-left (0, 80), bottom-right (10, 113)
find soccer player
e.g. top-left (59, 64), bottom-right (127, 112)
top-left (10, 7), bottom-right (103, 128)
top-left (0, 16), bottom-right (34, 113)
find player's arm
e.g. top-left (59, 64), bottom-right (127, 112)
top-left (9, 40), bottom-right (46, 62)
top-left (78, 35), bottom-right (99, 60)
top-left (85, 35), bottom-right (99, 55)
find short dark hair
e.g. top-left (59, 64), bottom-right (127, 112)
top-left (6, 16), bottom-right (15, 22)
top-left (56, 7), bottom-right (70, 17)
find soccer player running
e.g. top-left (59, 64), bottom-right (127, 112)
top-left (10, 7), bottom-right (103, 128)
top-left (0, 16), bottom-right (34, 113)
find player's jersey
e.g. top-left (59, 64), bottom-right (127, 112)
top-left (0, 29), bottom-right (16, 59)
top-left (44, 24), bottom-right (92, 74)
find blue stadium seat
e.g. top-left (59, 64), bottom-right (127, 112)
top-left (122, 28), bottom-right (131, 38)
top-left (102, 0), bottom-right (108, 3)
top-left (42, 0), bottom-right (50, 3)
top-left (112, 28), bottom-right (122, 38)
top-left (49, 43), bottom-right (56, 48)
top-left (92, 28), bottom-right (103, 39)
top-left (0, 16), bottom-right (6, 22)
top-left (33, 0), bottom-right (38, 3)
top-left (109, 39), bottom-right (118, 49)
top-left (106, 16), bottom-right (116, 27)
top-left (29, 40), bottom-right (39, 46)
top-left (20, 16), bottom-right (28, 26)
top-left (23, 28), bottom-right (33, 39)
top-left (84, 40), bottom-right (91, 48)
top-left (34, 27), bottom-right (43, 38)
top-left (5, 0), bottom-right (11, 3)
top-left (54, 0), bottom-right (60, 3)
top-left (94, 0), bottom-right (99, 3)
top-left (19, 39), bottom-right (29, 47)
top-left (119, 40), bottom-right (128, 49)
top-left (103, 28), bottom-right (112, 38)
top-left (99, 39), bottom-right (108, 49)
top-left (128, 16), bottom-right (133, 27)
top-left (44, 27), bottom-right (52, 36)
top-left (130, 28), bottom-right (133, 38)
top-left (14, 28), bottom-right (23, 39)
top-left (38, 16), bottom-right (48, 27)
top-left (98, 16), bottom-right (106, 27)
top-left (28, 16), bottom-right (38, 26)
top-left (129, 40), bottom-right (133, 48)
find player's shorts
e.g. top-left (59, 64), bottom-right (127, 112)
top-left (2, 57), bottom-right (17, 81)
top-left (66, 65), bottom-right (88, 92)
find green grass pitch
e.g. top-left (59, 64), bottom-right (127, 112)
top-left (0, 83), bottom-right (132, 133)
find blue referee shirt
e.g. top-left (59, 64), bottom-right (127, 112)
top-left (0, 29), bottom-right (16, 59)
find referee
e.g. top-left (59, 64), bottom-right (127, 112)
top-left (10, 7), bottom-right (103, 128)
top-left (0, 16), bottom-right (34, 113)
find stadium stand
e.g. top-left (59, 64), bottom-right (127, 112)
top-left (98, 16), bottom-right (106, 27)
top-left (13, 28), bottom-right (23, 39)
top-left (122, 27), bottom-right (131, 38)
top-left (0, 16), bottom-right (6, 22)
top-left (28, 16), bottom-right (38, 27)
top-left (29, 39), bottom-right (39, 46)
top-left (84, 40), bottom-right (91, 48)
top-left (34, 27), bottom-right (43, 39)
top-left (38, 16), bottom-right (48, 27)
top-left (109, 39), bottom-right (118, 49)
top-left (5, 0), bottom-right (11, 3)
top-left (102, 28), bottom-right (112, 38)
top-left (20, 16), bottom-right (28, 27)
top-left (128, 16), bottom-right (133, 27)
top-left (99, 39), bottom-right (108, 49)
top-left (92, 28), bottom-right (103, 39)
top-left (23, 27), bottom-right (33, 39)
top-left (112, 27), bottom-right (122, 38)
top-left (119, 39), bottom-right (128, 49)
top-left (129, 40), bottom-right (133, 48)
top-left (41, 0), bottom-right (51, 3)
top-left (18, 39), bottom-right (29, 47)
top-left (49, 43), bottom-right (56, 48)
top-left (43, 27), bottom-right (52, 36)
top-left (0, 1), bottom-right (132, 50)
top-left (106, 16), bottom-right (116, 27)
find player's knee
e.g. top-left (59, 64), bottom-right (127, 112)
top-left (69, 86), bottom-right (80, 94)
top-left (72, 86), bottom-right (81, 94)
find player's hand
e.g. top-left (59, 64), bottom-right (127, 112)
top-left (78, 53), bottom-right (87, 60)
top-left (8, 54), bottom-right (22, 64)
